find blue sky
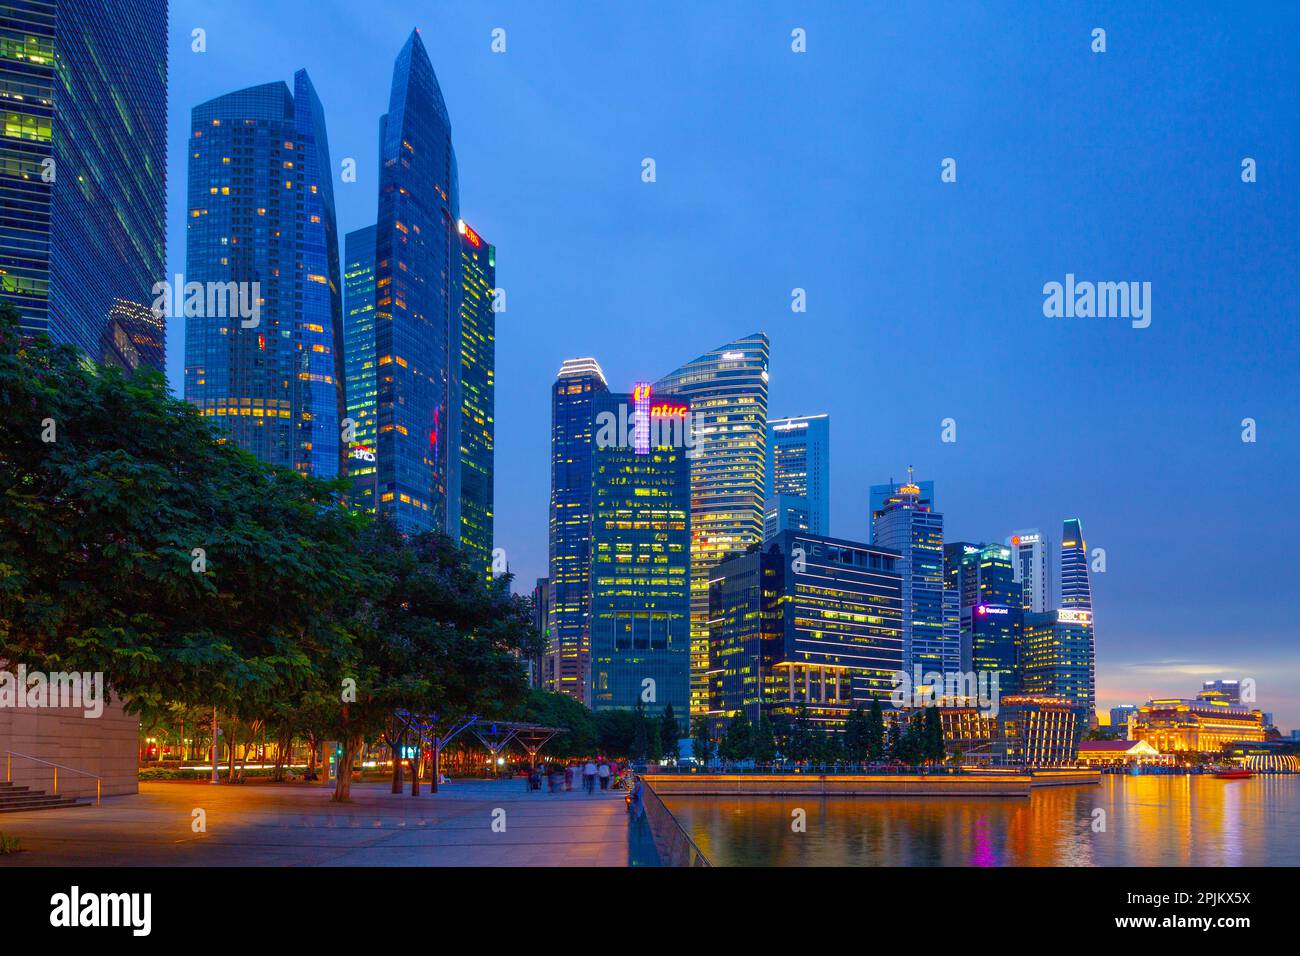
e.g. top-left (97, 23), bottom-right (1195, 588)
top-left (166, 1), bottom-right (1300, 726)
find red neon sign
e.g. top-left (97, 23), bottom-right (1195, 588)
top-left (462, 222), bottom-right (482, 248)
top-left (650, 403), bottom-right (687, 418)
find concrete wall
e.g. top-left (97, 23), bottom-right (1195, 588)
top-left (0, 696), bottom-right (139, 800)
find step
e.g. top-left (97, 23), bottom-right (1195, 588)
top-left (0, 797), bottom-right (85, 813)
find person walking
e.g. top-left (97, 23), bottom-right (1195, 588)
top-left (564, 763), bottom-right (574, 791)
top-left (583, 759), bottom-right (598, 794)
top-left (598, 759), bottom-right (611, 791)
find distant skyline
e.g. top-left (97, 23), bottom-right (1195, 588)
top-left (163, 2), bottom-right (1300, 726)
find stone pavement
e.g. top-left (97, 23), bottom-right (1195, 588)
top-left (0, 778), bottom-right (633, 867)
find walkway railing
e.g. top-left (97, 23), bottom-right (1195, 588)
top-left (638, 776), bottom-right (710, 867)
top-left (5, 751), bottom-right (101, 806)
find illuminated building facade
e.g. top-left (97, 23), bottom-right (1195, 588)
top-left (457, 219), bottom-right (494, 578)
top-left (946, 542), bottom-right (1023, 691)
top-left (529, 577), bottom-right (549, 689)
top-left (1201, 679), bottom-right (1243, 705)
top-left (342, 224), bottom-right (377, 508)
top-left (373, 29), bottom-right (460, 532)
top-left (546, 357), bottom-right (609, 704)
top-left (1, 0), bottom-right (167, 371)
top-left (992, 696), bottom-right (1079, 767)
top-left (764, 413), bottom-right (829, 538)
top-left (1132, 694), bottom-right (1266, 755)
top-left (1110, 704), bottom-right (1139, 736)
top-left (589, 386), bottom-right (691, 722)
top-left (184, 71), bottom-right (345, 477)
top-left (1060, 517), bottom-right (1092, 609)
top-left (708, 530), bottom-right (903, 736)
top-left (1006, 529), bottom-right (1051, 613)
top-left (1022, 608), bottom-right (1095, 724)
top-left (872, 475), bottom-right (960, 676)
top-left (654, 332), bottom-right (770, 717)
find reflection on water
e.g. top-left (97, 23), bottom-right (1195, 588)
top-left (662, 776), bottom-right (1300, 866)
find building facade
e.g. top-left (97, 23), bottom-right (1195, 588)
top-left (1109, 704), bottom-right (1139, 735)
top-left (1006, 529), bottom-right (1052, 614)
top-left (1132, 694), bottom-right (1267, 755)
top-left (342, 224), bottom-right (378, 508)
top-left (1021, 608), bottom-right (1096, 727)
top-left (184, 71), bottom-right (345, 477)
top-left (588, 386), bottom-right (691, 722)
top-left (872, 476), bottom-right (960, 676)
top-left (545, 357), bottom-right (609, 704)
top-left (1, 0), bottom-right (167, 371)
top-left (708, 530), bottom-right (903, 736)
top-left (456, 219), bottom-right (494, 578)
top-left (764, 414), bottom-right (829, 538)
top-left (946, 542), bottom-right (1023, 692)
top-left (372, 29), bottom-right (460, 533)
top-left (655, 332), bottom-right (770, 718)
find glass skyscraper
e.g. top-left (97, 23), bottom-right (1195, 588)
top-left (946, 541), bottom-right (1023, 693)
top-left (764, 413), bottom-right (829, 538)
top-left (546, 357), bottom-right (609, 705)
top-left (1023, 608), bottom-right (1096, 723)
top-left (1060, 517), bottom-right (1093, 609)
top-left (342, 224), bottom-right (378, 508)
top-left (373, 29), bottom-right (460, 533)
top-left (655, 332), bottom-right (770, 718)
top-left (1, 0), bottom-right (166, 371)
top-left (872, 476), bottom-right (960, 676)
top-left (1006, 528), bottom-right (1052, 613)
top-left (457, 219), bottom-right (494, 579)
top-left (589, 386), bottom-right (691, 721)
top-left (184, 71), bottom-right (345, 477)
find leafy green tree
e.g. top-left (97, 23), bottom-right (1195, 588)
top-left (691, 716), bottom-right (715, 766)
top-left (752, 712), bottom-right (777, 765)
top-left (844, 705), bottom-right (869, 763)
top-left (787, 704), bottom-right (815, 763)
top-left (924, 706), bottom-right (946, 764)
top-left (718, 711), bottom-right (753, 765)
top-left (630, 699), bottom-right (650, 760)
top-left (886, 719), bottom-right (903, 761)
top-left (596, 709), bottom-right (640, 757)
top-left (866, 698), bottom-right (886, 761)
top-left (659, 704), bottom-right (681, 762)
top-left (516, 689), bottom-right (597, 758)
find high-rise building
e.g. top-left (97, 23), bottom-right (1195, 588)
top-left (1, 0), bottom-right (167, 371)
top-left (588, 385), bottom-right (691, 721)
top-left (870, 480), bottom-right (935, 538)
top-left (872, 475), bottom-right (960, 676)
top-left (342, 224), bottom-right (378, 508)
top-left (946, 542), bottom-right (1023, 693)
top-left (456, 219), bottom-right (494, 579)
top-left (529, 577), bottom-right (549, 690)
top-left (763, 494), bottom-right (810, 541)
top-left (1006, 529), bottom-right (1052, 614)
top-left (708, 530), bottom-right (903, 735)
top-left (1201, 679), bottom-right (1243, 705)
top-left (373, 29), bottom-right (460, 533)
top-left (654, 332), bottom-right (770, 718)
top-left (1110, 704), bottom-right (1139, 735)
top-left (764, 414), bottom-right (829, 538)
top-left (1022, 608), bottom-right (1096, 726)
top-left (184, 71), bottom-right (344, 477)
top-left (1060, 517), bottom-right (1092, 609)
top-left (545, 357), bottom-right (609, 704)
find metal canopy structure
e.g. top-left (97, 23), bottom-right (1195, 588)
top-left (389, 714), bottom-right (566, 792)
top-left (469, 722), bottom-right (566, 772)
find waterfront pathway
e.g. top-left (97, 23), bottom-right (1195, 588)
top-left (0, 779), bottom-right (631, 866)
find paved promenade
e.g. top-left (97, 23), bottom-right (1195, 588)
top-left (0, 779), bottom-right (632, 867)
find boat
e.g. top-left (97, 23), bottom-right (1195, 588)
top-left (1212, 768), bottom-right (1253, 779)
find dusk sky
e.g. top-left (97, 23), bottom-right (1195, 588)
top-left (165, 2), bottom-right (1299, 726)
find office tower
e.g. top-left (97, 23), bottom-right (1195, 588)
top-left (456, 219), bottom-right (495, 579)
top-left (1, 0), bottom-right (166, 371)
top-left (1006, 529), bottom-right (1052, 613)
top-left (373, 29), bottom-right (460, 533)
top-left (588, 385), bottom-right (691, 720)
top-left (184, 71), bottom-right (345, 477)
top-left (872, 475), bottom-right (960, 676)
top-left (870, 480), bottom-right (935, 538)
top-left (709, 530), bottom-right (903, 735)
top-left (1201, 679), bottom-right (1242, 705)
top-left (342, 224), bottom-right (378, 508)
top-left (546, 357), bottom-right (609, 704)
top-left (654, 332), bottom-right (770, 718)
top-left (1022, 608), bottom-right (1096, 723)
top-left (1060, 518), bottom-right (1092, 609)
top-left (764, 414), bottom-right (829, 538)
top-left (1110, 704), bottom-right (1139, 735)
top-left (946, 542), bottom-right (1023, 693)
top-left (763, 495), bottom-right (810, 541)
top-left (529, 578), bottom-right (550, 689)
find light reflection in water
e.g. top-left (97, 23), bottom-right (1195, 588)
top-left (662, 776), bottom-right (1300, 866)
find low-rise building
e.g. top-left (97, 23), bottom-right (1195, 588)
top-left (1132, 693), bottom-right (1266, 755)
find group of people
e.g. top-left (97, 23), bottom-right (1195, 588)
top-left (525, 759), bottom-right (621, 794)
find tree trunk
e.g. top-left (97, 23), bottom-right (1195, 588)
top-left (409, 753), bottom-right (421, 796)
top-left (389, 739), bottom-right (404, 793)
top-left (332, 735), bottom-right (362, 802)
top-left (227, 726), bottom-right (239, 783)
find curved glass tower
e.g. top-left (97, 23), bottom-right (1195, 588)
top-left (655, 332), bottom-right (770, 717)
top-left (184, 70), bottom-right (344, 477)
top-left (373, 29), bottom-right (459, 533)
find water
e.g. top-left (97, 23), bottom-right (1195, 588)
top-left (662, 775), bottom-right (1300, 866)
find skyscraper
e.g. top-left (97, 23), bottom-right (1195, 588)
top-left (870, 480), bottom-right (935, 538)
top-left (1006, 528), bottom-right (1052, 613)
top-left (872, 475), bottom-right (960, 676)
top-left (655, 332), bottom-right (770, 718)
top-left (1022, 608), bottom-right (1096, 723)
top-left (765, 414), bottom-right (829, 538)
top-left (946, 542), bottom-right (1023, 693)
top-left (709, 530), bottom-right (903, 735)
top-left (373, 29), bottom-right (460, 533)
top-left (1, 0), bottom-right (167, 371)
top-left (456, 219), bottom-right (495, 579)
top-left (1060, 518), bottom-right (1092, 609)
top-left (589, 385), bottom-right (691, 721)
top-left (342, 224), bottom-right (378, 508)
top-left (184, 71), bottom-right (345, 477)
top-left (546, 357), bottom-right (609, 704)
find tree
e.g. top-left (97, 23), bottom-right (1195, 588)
top-left (844, 705), bottom-right (870, 763)
top-left (752, 712), bottom-right (776, 765)
top-left (886, 719), bottom-right (903, 762)
top-left (866, 698), bottom-right (886, 761)
top-left (659, 704), bottom-right (681, 763)
top-left (718, 711), bottom-right (752, 765)
top-left (691, 716), bottom-right (714, 766)
top-left (787, 705), bottom-right (815, 764)
top-left (923, 706), bottom-right (946, 764)
top-left (516, 689), bottom-right (597, 758)
top-left (630, 699), bottom-right (650, 761)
